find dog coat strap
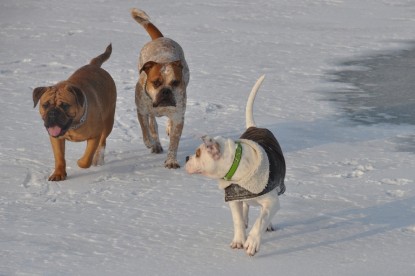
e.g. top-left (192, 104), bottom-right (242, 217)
top-left (223, 142), bottom-right (242, 181)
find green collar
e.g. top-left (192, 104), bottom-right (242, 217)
top-left (223, 142), bottom-right (242, 181)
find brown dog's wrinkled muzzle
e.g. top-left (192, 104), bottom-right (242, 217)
top-left (44, 107), bottom-right (72, 137)
top-left (153, 87), bottom-right (176, 107)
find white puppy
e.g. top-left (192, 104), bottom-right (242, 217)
top-left (185, 75), bottom-right (286, 256)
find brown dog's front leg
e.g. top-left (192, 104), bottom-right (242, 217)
top-left (49, 137), bottom-right (67, 181)
top-left (77, 137), bottom-right (100, 169)
top-left (165, 120), bottom-right (183, 169)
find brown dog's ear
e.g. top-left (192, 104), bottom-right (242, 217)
top-left (172, 60), bottom-right (183, 69)
top-left (33, 87), bottom-right (48, 108)
top-left (67, 85), bottom-right (85, 107)
top-left (140, 61), bottom-right (157, 74)
top-left (202, 135), bottom-right (221, 160)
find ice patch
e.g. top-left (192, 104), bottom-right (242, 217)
top-left (402, 225), bottom-right (415, 234)
top-left (386, 190), bottom-right (406, 198)
top-left (381, 178), bottom-right (412, 185)
top-left (345, 164), bottom-right (374, 178)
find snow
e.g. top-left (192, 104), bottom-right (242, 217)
top-left (1, 0), bottom-right (415, 275)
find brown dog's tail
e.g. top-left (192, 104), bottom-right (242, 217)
top-left (131, 8), bottom-right (163, 40)
top-left (89, 44), bottom-right (112, 67)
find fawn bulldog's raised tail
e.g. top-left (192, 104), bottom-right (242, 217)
top-left (131, 8), bottom-right (163, 40)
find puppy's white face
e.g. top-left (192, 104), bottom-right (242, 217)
top-left (185, 136), bottom-right (235, 179)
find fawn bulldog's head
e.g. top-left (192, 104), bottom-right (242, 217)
top-left (33, 83), bottom-right (86, 138)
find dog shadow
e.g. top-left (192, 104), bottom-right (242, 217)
top-left (259, 196), bottom-right (415, 257)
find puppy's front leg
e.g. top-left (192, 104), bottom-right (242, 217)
top-left (229, 201), bottom-right (246, 249)
top-left (164, 118), bottom-right (183, 169)
top-left (49, 137), bottom-right (67, 181)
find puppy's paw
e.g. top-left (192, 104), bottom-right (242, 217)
top-left (165, 159), bottom-right (180, 169)
top-left (244, 235), bottom-right (260, 256)
top-left (151, 143), bottom-right (163, 154)
top-left (230, 240), bottom-right (245, 249)
top-left (266, 223), bottom-right (275, 232)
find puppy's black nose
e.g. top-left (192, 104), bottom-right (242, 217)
top-left (185, 156), bottom-right (189, 163)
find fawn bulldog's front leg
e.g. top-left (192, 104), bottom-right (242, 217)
top-left (49, 137), bottom-right (66, 181)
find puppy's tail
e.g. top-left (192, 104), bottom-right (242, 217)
top-left (89, 44), bottom-right (112, 67)
top-left (131, 8), bottom-right (163, 40)
top-left (246, 75), bottom-right (265, 129)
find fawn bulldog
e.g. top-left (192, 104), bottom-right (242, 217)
top-left (131, 8), bottom-right (189, 169)
top-left (185, 76), bottom-right (286, 256)
top-left (33, 44), bottom-right (117, 181)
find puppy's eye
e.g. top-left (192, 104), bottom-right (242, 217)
top-left (196, 148), bottom-right (201, 158)
top-left (170, 80), bottom-right (180, 87)
top-left (60, 103), bottom-right (70, 111)
top-left (152, 80), bottom-right (162, 88)
top-left (42, 102), bottom-right (50, 109)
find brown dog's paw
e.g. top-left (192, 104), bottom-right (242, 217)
top-left (165, 159), bottom-right (180, 169)
top-left (48, 171), bottom-right (67, 181)
top-left (151, 143), bottom-right (163, 154)
top-left (77, 158), bottom-right (92, 169)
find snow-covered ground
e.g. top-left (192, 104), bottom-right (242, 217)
top-left (1, 0), bottom-right (415, 275)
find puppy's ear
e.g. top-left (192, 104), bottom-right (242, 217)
top-left (201, 135), bottom-right (221, 160)
top-left (67, 85), bottom-right (85, 107)
top-left (140, 61), bottom-right (157, 74)
top-left (33, 86), bottom-right (48, 108)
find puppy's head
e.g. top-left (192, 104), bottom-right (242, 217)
top-left (33, 83), bottom-right (85, 137)
top-left (140, 60), bottom-right (185, 108)
top-left (185, 136), bottom-right (235, 179)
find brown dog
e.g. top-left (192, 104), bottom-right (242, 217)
top-left (131, 8), bottom-right (189, 169)
top-left (33, 44), bottom-right (117, 181)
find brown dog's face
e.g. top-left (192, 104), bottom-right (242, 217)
top-left (33, 84), bottom-right (85, 137)
top-left (141, 60), bottom-right (184, 108)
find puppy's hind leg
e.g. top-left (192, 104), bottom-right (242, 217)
top-left (243, 202), bottom-right (249, 229)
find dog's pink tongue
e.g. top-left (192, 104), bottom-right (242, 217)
top-left (48, 126), bottom-right (62, 137)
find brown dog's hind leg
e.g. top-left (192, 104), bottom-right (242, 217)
top-left (148, 115), bottom-right (163, 153)
top-left (92, 115), bottom-right (114, 166)
top-left (92, 134), bottom-right (106, 166)
top-left (78, 137), bottom-right (100, 168)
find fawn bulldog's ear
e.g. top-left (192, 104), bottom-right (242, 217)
top-left (201, 135), bottom-right (221, 160)
top-left (33, 86), bottom-right (48, 108)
